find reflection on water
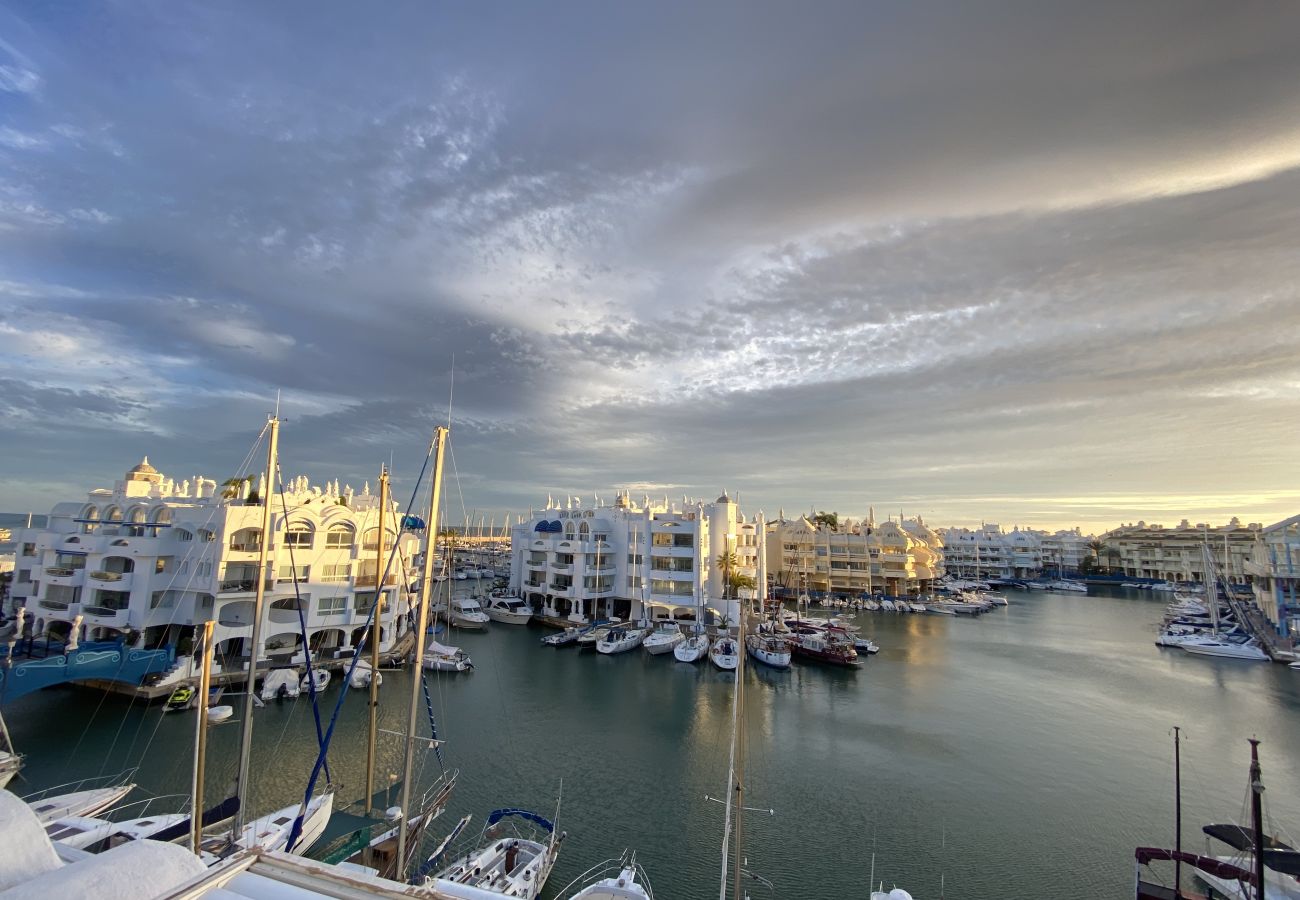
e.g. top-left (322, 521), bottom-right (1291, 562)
top-left (5, 587), bottom-right (1299, 898)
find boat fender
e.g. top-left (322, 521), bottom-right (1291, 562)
top-left (384, 806), bottom-right (403, 822)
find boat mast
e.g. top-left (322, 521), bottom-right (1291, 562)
top-left (396, 427), bottom-right (448, 876)
top-left (1249, 739), bottom-right (1265, 900)
top-left (190, 620), bottom-right (215, 854)
top-left (365, 466), bottom-right (389, 815)
top-left (732, 599), bottom-right (747, 900)
top-left (1173, 726), bottom-right (1182, 899)
top-left (233, 414), bottom-right (279, 836)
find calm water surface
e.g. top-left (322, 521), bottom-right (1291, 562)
top-left (7, 588), bottom-right (1299, 898)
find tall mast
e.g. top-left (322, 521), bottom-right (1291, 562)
top-left (732, 599), bottom-right (747, 900)
top-left (365, 467), bottom-right (389, 814)
top-left (233, 414), bottom-right (279, 835)
top-left (396, 427), bottom-right (448, 875)
top-left (190, 620), bottom-right (215, 854)
top-left (1173, 726), bottom-right (1182, 899)
top-left (1249, 739), bottom-right (1266, 900)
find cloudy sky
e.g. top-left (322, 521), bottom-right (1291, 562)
top-left (2, 1), bottom-right (1299, 532)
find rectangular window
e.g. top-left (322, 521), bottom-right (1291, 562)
top-left (21, 542), bottom-right (35, 557)
top-left (284, 530), bottom-right (313, 548)
top-left (651, 556), bottom-right (672, 571)
top-left (353, 591), bottom-right (377, 612)
top-left (322, 563), bottom-right (351, 583)
top-left (278, 564), bottom-right (310, 583)
top-left (177, 530), bottom-right (193, 542)
top-left (672, 558), bottom-right (693, 572)
top-left (673, 533), bottom-right (694, 548)
top-left (627, 575), bottom-right (642, 589)
top-left (325, 529), bottom-right (352, 548)
top-left (318, 596), bottom-right (347, 615)
top-left (652, 533), bottom-right (674, 546)
top-left (17, 569), bottom-right (30, 583)
top-left (650, 578), bottom-right (676, 594)
top-left (178, 561), bottom-right (188, 574)
top-left (54, 552), bottom-right (86, 570)
top-left (626, 552), bottom-right (643, 565)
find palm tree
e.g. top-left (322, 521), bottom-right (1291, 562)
top-left (715, 550), bottom-right (756, 600)
top-left (1086, 539), bottom-right (1109, 573)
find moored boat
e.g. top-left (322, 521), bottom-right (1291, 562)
top-left (674, 626), bottom-right (709, 663)
top-left (485, 594), bottom-right (532, 625)
top-left (561, 850), bottom-right (654, 899)
top-left (786, 626), bottom-right (859, 667)
top-left (450, 597), bottom-right (490, 630)
top-left (424, 639), bottom-right (474, 672)
top-left (709, 634), bottom-right (739, 671)
top-left (642, 621), bottom-right (685, 655)
top-left (597, 624), bottom-right (648, 655)
top-left (542, 626), bottom-right (583, 647)
top-left (428, 807), bottom-right (564, 899)
top-left (745, 631), bottom-right (791, 669)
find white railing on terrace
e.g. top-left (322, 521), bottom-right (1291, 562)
top-left (89, 571), bottom-right (124, 581)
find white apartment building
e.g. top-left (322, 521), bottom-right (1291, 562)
top-left (766, 512), bottom-right (943, 597)
top-left (1101, 518), bottom-right (1262, 584)
top-left (1246, 514), bottom-right (1300, 637)
top-left (940, 525), bottom-right (1092, 580)
top-left (509, 491), bottom-right (760, 625)
top-left (8, 458), bottom-right (419, 673)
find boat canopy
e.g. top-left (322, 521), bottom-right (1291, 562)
top-left (150, 796), bottom-right (240, 844)
top-left (1203, 822), bottom-right (1294, 852)
top-left (486, 808), bottom-right (554, 833)
top-left (402, 514), bottom-right (427, 530)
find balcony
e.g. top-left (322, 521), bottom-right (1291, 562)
top-left (354, 574), bottom-right (397, 587)
top-left (38, 599), bottom-right (71, 611)
top-left (527, 558), bottom-right (547, 568)
top-left (548, 584), bottom-right (573, 597)
top-left (82, 606), bottom-right (129, 626)
top-left (228, 542), bottom-right (263, 554)
top-left (549, 563), bottom-right (572, 573)
top-left (219, 578), bottom-right (274, 594)
top-left (45, 566), bottom-right (80, 578)
top-left (89, 570), bottom-right (125, 582)
top-left (586, 564), bottom-right (617, 574)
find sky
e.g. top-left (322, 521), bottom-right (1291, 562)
top-left (1, 1), bottom-right (1299, 533)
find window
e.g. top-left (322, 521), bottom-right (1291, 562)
top-left (353, 591), bottom-right (378, 612)
top-left (17, 569), bottom-right (30, 583)
top-left (278, 563), bottom-right (310, 583)
top-left (175, 529), bottom-right (193, 542)
top-left (284, 523), bottom-right (313, 548)
top-left (651, 556), bottom-right (672, 571)
top-left (594, 533), bottom-right (608, 543)
top-left (652, 533), bottom-right (673, 546)
top-left (318, 596), bottom-right (347, 615)
top-left (21, 542), bottom-right (35, 557)
top-left (627, 575), bottom-right (642, 589)
top-left (199, 529), bottom-right (215, 543)
top-left (626, 552), bottom-right (643, 565)
top-left (322, 563), bottom-right (351, 583)
top-left (673, 533), bottom-right (694, 548)
top-left (326, 525), bottom-right (353, 548)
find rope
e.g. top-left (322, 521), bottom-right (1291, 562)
top-left (284, 442), bottom-right (436, 853)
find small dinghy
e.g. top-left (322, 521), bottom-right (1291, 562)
top-left (299, 669), bottom-right (331, 693)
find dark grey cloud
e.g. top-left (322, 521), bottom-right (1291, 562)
top-left (1, 1), bottom-right (1298, 529)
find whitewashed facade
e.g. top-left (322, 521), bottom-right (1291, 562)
top-left (940, 525), bottom-right (1092, 579)
top-left (1246, 514), bottom-right (1300, 637)
top-left (510, 492), bottom-right (759, 625)
top-left (766, 512), bottom-right (943, 597)
top-left (8, 458), bottom-right (418, 674)
top-left (1101, 518), bottom-right (1261, 583)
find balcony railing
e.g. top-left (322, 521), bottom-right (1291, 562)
top-left (229, 542), bottom-right (262, 553)
top-left (219, 579), bottom-right (274, 593)
top-left (45, 566), bottom-right (78, 577)
top-left (89, 571), bottom-right (125, 582)
top-left (354, 574), bottom-right (397, 587)
top-left (38, 599), bottom-right (70, 611)
top-left (83, 605), bottom-right (128, 618)
top-left (550, 563), bottom-right (572, 572)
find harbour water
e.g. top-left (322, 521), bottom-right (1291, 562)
top-left (5, 586), bottom-right (1299, 898)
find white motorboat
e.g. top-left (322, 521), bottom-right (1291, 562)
top-left (450, 597), bottom-right (490, 630)
top-left (863, 599), bottom-right (881, 611)
top-left (982, 593), bottom-right (1009, 606)
top-left (1290, 660), bottom-right (1300, 670)
top-left (207, 705), bottom-right (234, 723)
top-left (925, 603), bottom-right (957, 615)
top-left (562, 851), bottom-right (654, 899)
top-left (300, 669), bottom-right (331, 694)
top-left (1180, 638), bottom-right (1270, 661)
top-left (259, 669), bottom-right (300, 702)
top-left (349, 658), bottom-right (382, 689)
top-left (26, 781), bottom-right (135, 825)
top-left (709, 634), bottom-right (740, 671)
top-left (577, 624), bottom-right (613, 651)
top-left (745, 632), bottom-right (791, 669)
top-left (674, 627), bottom-right (709, 663)
top-left (1048, 580), bottom-right (1088, 593)
top-left (484, 595), bottom-right (532, 625)
top-left (642, 621), bottom-right (685, 655)
top-left (597, 624), bottom-right (648, 655)
top-left (880, 599), bottom-right (896, 612)
top-left (424, 639), bottom-right (473, 672)
top-left (909, 602), bottom-right (929, 613)
top-left (429, 807), bottom-right (563, 899)
top-left (542, 626), bottom-right (583, 647)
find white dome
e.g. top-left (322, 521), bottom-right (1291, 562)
top-left (889, 891), bottom-right (913, 900)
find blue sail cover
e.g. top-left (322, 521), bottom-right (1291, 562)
top-left (486, 808), bottom-right (554, 833)
top-left (402, 514), bottom-right (427, 530)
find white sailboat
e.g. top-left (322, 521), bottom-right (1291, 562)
top-left (425, 639), bottom-right (473, 672)
top-left (746, 535), bottom-right (790, 669)
top-left (709, 634), bottom-right (740, 671)
top-left (427, 806), bottom-right (564, 899)
top-left (597, 623), bottom-right (648, 654)
top-left (562, 851), bottom-right (655, 899)
top-left (0, 710), bottom-right (22, 790)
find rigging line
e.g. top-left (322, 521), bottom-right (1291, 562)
top-left (275, 464), bottom-right (332, 786)
top-left (80, 424), bottom-right (269, 775)
top-left (284, 442), bottom-right (436, 854)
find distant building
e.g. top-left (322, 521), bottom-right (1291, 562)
top-left (510, 491), bottom-right (760, 625)
top-left (766, 511), bottom-right (943, 597)
top-left (1246, 514), bottom-right (1300, 637)
top-left (939, 525), bottom-right (1092, 580)
top-left (8, 457), bottom-right (419, 672)
top-left (1101, 518), bottom-right (1261, 584)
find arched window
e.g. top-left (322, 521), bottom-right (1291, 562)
top-left (284, 521), bottom-right (314, 548)
top-left (579, 521), bottom-right (590, 539)
top-left (104, 506), bottom-right (123, 523)
top-left (326, 523), bottom-right (354, 549)
top-left (126, 506), bottom-right (148, 537)
top-left (230, 527), bottom-right (262, 552)
top-left (174, 528), bottom-right (194, 542)
top-left (564, 521), bottom-right (576, 539)
top-left (198, 529), bottom-right (215, 543)
top-left (80, 505), bottom-right (100, 534)
top-left (362, 527), bottom-right (394, 552)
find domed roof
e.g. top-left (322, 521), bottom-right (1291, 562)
top-left (129, 456), bottom-right (157, 475)
top-left (716, 492), bottom-right (732, 503)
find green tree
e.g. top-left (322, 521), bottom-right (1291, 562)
top-left (811, 510), bottom-right (839, 530)
top-left (220, 476), bottom-right (252, 500)
top-left (715, 550), bottom-right (756, 599)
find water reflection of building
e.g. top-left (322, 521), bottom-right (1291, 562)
top-left (7, 457), bottom-right (417, 674)
top-left (766, 511), bottom-right (942, 597)
top-left (510, 491), bottom-right (760, 624)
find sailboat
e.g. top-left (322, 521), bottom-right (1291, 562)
top-left (426, 804), bottom-right (565, 899)
top-left (0, 710), bottom-right (23, 790)
top-left (675, 586), bottom-right (711, 664)
top-left (745, 531), bottom-right (791, 669)
top-left (561, 850), bottom-right (655, 899)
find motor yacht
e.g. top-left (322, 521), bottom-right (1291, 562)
top-left (786, 626), bottom-right (859, 667)
top-left (542, 626), bottom-right (583, 647)
top-left (577, 624), bottom-right (613, 651)
top-left (450, 597), bottom-right (490, 630)
top-left (1180, 637), bottom-right (1270, 661)
top-left (300, 669), bottom-right (331, 693)
top-left (642, 621), bottom-right (685, 655)
top-left (484, 594), bottom-right (532, 625)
